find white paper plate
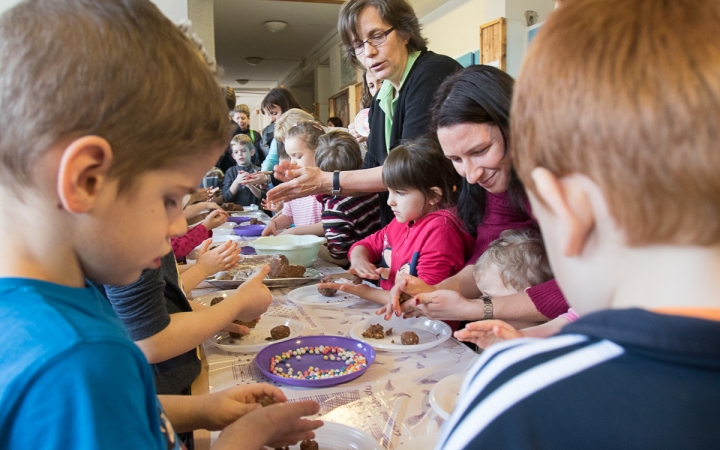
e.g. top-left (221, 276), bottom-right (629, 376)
top-left (288, 285), bottom-right (363, 309)
top-left (429, 372), bottom-right (464, 420)
top-left (349, 317), bottom-right (452, 352)
top-left (207, 316), bottom-right (304, 353)
top-left (285, 421), bottom-right (381, 450)
top-left (354, 108), bottom-right (370, 137)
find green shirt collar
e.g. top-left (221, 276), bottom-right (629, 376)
top-left (377, 51), bottom-right (421, 151)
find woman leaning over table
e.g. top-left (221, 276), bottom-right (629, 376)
top-left (383, 65), bottom-right (569, 324)
top-left (267, 0), bottom-right (461, 225)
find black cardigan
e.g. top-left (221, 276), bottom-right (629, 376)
top-left (362, 49), bottom-right (461, 225)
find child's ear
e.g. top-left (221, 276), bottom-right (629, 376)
top-left (429, 187), bottom-right (443, 205)
top-left (57, 136), bottom-right (113, 213)
top-left (531, 167), bottom-right (595, 257)
top-left (250, 147), bottom-right (256, 156)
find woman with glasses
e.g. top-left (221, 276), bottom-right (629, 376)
top-left (268, 0), bottom-right (460, 226)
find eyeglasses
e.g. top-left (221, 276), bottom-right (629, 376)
top-left (351, 27), bottom-right (396, 56)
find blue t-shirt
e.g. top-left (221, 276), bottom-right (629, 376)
top-left (0, 278), bottom-right (181, 450)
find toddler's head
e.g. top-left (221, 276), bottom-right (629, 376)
top-left (230, 134), bottom-right (255, 168)
top-left (284, 120), bottom-right (325, 169)
top-left (274, 108), bottom-right (315, 143)
top-left (382, 135), bottom-right (461, 223)
top-left (315, 130), bottom-right (363, 173)
top-left (473, 229), bottom-right (553, 297)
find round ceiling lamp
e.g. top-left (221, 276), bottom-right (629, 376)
top-left (264, 20), bottom-right (288, 32)
top-left (245, 56), bottom-right (263, 66)
top-left (235, 79), bottom-right (249, 85)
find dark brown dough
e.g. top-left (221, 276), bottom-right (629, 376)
top-left (401, 331), bottom-right (419, 345)
top-left (300, 439), bottom-right (319, 450)
top-left (270, 325), bottom-right (291, 340)
top-left (362, 324), bottom-right (385, 339)
top-left (258, 394), bottom-right (277, 407)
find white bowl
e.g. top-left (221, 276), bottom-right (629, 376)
top-left (249, 235), bottom-right (326, 267)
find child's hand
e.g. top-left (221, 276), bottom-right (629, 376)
top-left (241, 172), bottom-right (268, 186)
top-left (232, 171), bottom-right (249, 187)
top-left (262, 198), bottom-right (283, 213)
top-left (215, 400), bottom-right (322, 450)
top-left (454, 319), bottom-right (523, 349)
top-left (229, 265), bottom-right (273, 321)
top-left (197, 383), bottom-right (288, 431)
top-left (262, 220), bottom-right (279, 236)
top-left (201, 209), bottom-right (228, 230)
top-left (195, 239), bottom-right (239, 277)
top-left (348, 259), bottom-right (379, 280)
top-left (316, 281), bottom-right (370, 299)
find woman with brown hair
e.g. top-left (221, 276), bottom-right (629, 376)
top-left (267, 0), bottom-right (460, 226)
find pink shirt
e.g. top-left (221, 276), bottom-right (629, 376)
top-left (350, 209), bottom-right (475, 290)
top-left (281, 195), bottom-right (322, 227)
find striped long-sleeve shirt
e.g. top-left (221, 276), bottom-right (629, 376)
top-left (316, 194), bottom-right (381, 260)
top-left (437, 308), bottom-right (720, 450)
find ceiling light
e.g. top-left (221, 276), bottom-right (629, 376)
top-left (245, 56), bottom-right (263, 66)
top-left (235, 79), bottom-right (249, 85)
top-left (264, 20), bottom-right (288, 32)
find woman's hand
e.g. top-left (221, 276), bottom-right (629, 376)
top-left (195, 239), bottom-right (239, 277)
top-left (454, 319), bottom-right (523, 349)
top-left (348, 123), bottom-right (367, 144)
top-left (406, 289), bottom-right (475, 321)
top-left (201, 209), bottom-right (228, 230)
top-left (377, 274), bottom-right (436, 319)
top-left (266, 161), bottom-right (331, 203)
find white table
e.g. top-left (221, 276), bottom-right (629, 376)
top-left (192, 261), bottom-right (478, 449)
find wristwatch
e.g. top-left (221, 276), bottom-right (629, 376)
top-left (480, 295), bottom-right (493, 320)
top-left (331, 170), bottom-right (342, 196)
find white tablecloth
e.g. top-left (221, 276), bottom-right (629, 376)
top-left (193, 262), bottom-right (478, 449)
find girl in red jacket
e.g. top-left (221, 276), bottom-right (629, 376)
top-left (320, 135), bottom-right (474, 305)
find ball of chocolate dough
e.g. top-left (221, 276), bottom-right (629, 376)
top-left (401, 331), bottom-right (419, 345)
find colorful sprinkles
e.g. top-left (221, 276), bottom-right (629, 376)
top-left (269, 345), bottom-right (368, 380)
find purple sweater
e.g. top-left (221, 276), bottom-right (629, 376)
top-left (470, 191), bottom-right (569, 319)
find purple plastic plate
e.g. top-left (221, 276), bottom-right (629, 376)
top-left (233, 224), bottom-right (265, 236)
top-left (255, 335), bottom-right (375, 387)
top-left (227, 216), bottom-right (252, 224)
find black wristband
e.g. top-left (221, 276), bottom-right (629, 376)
top-left (331, 171), bottom-right (342, 195)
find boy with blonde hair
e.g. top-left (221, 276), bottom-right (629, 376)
top-left (0, 1), bottom-right (320, 448)
top-left (439, 0), bottom-right (720, 448)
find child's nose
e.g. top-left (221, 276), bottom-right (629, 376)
top-left (168, 213), bottom-right (187, 239)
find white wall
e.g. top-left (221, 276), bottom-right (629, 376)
top-left (505, 0), bottom-right (554, 77)
top-left (0, 0), bottom-right (20, 15)
top-left (420, 0), bottom-right (487, 60)
top-left (315, 66), bottom-right (331, 124)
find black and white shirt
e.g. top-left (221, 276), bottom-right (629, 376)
top-left (437, 309), bottom-right (720, 450)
